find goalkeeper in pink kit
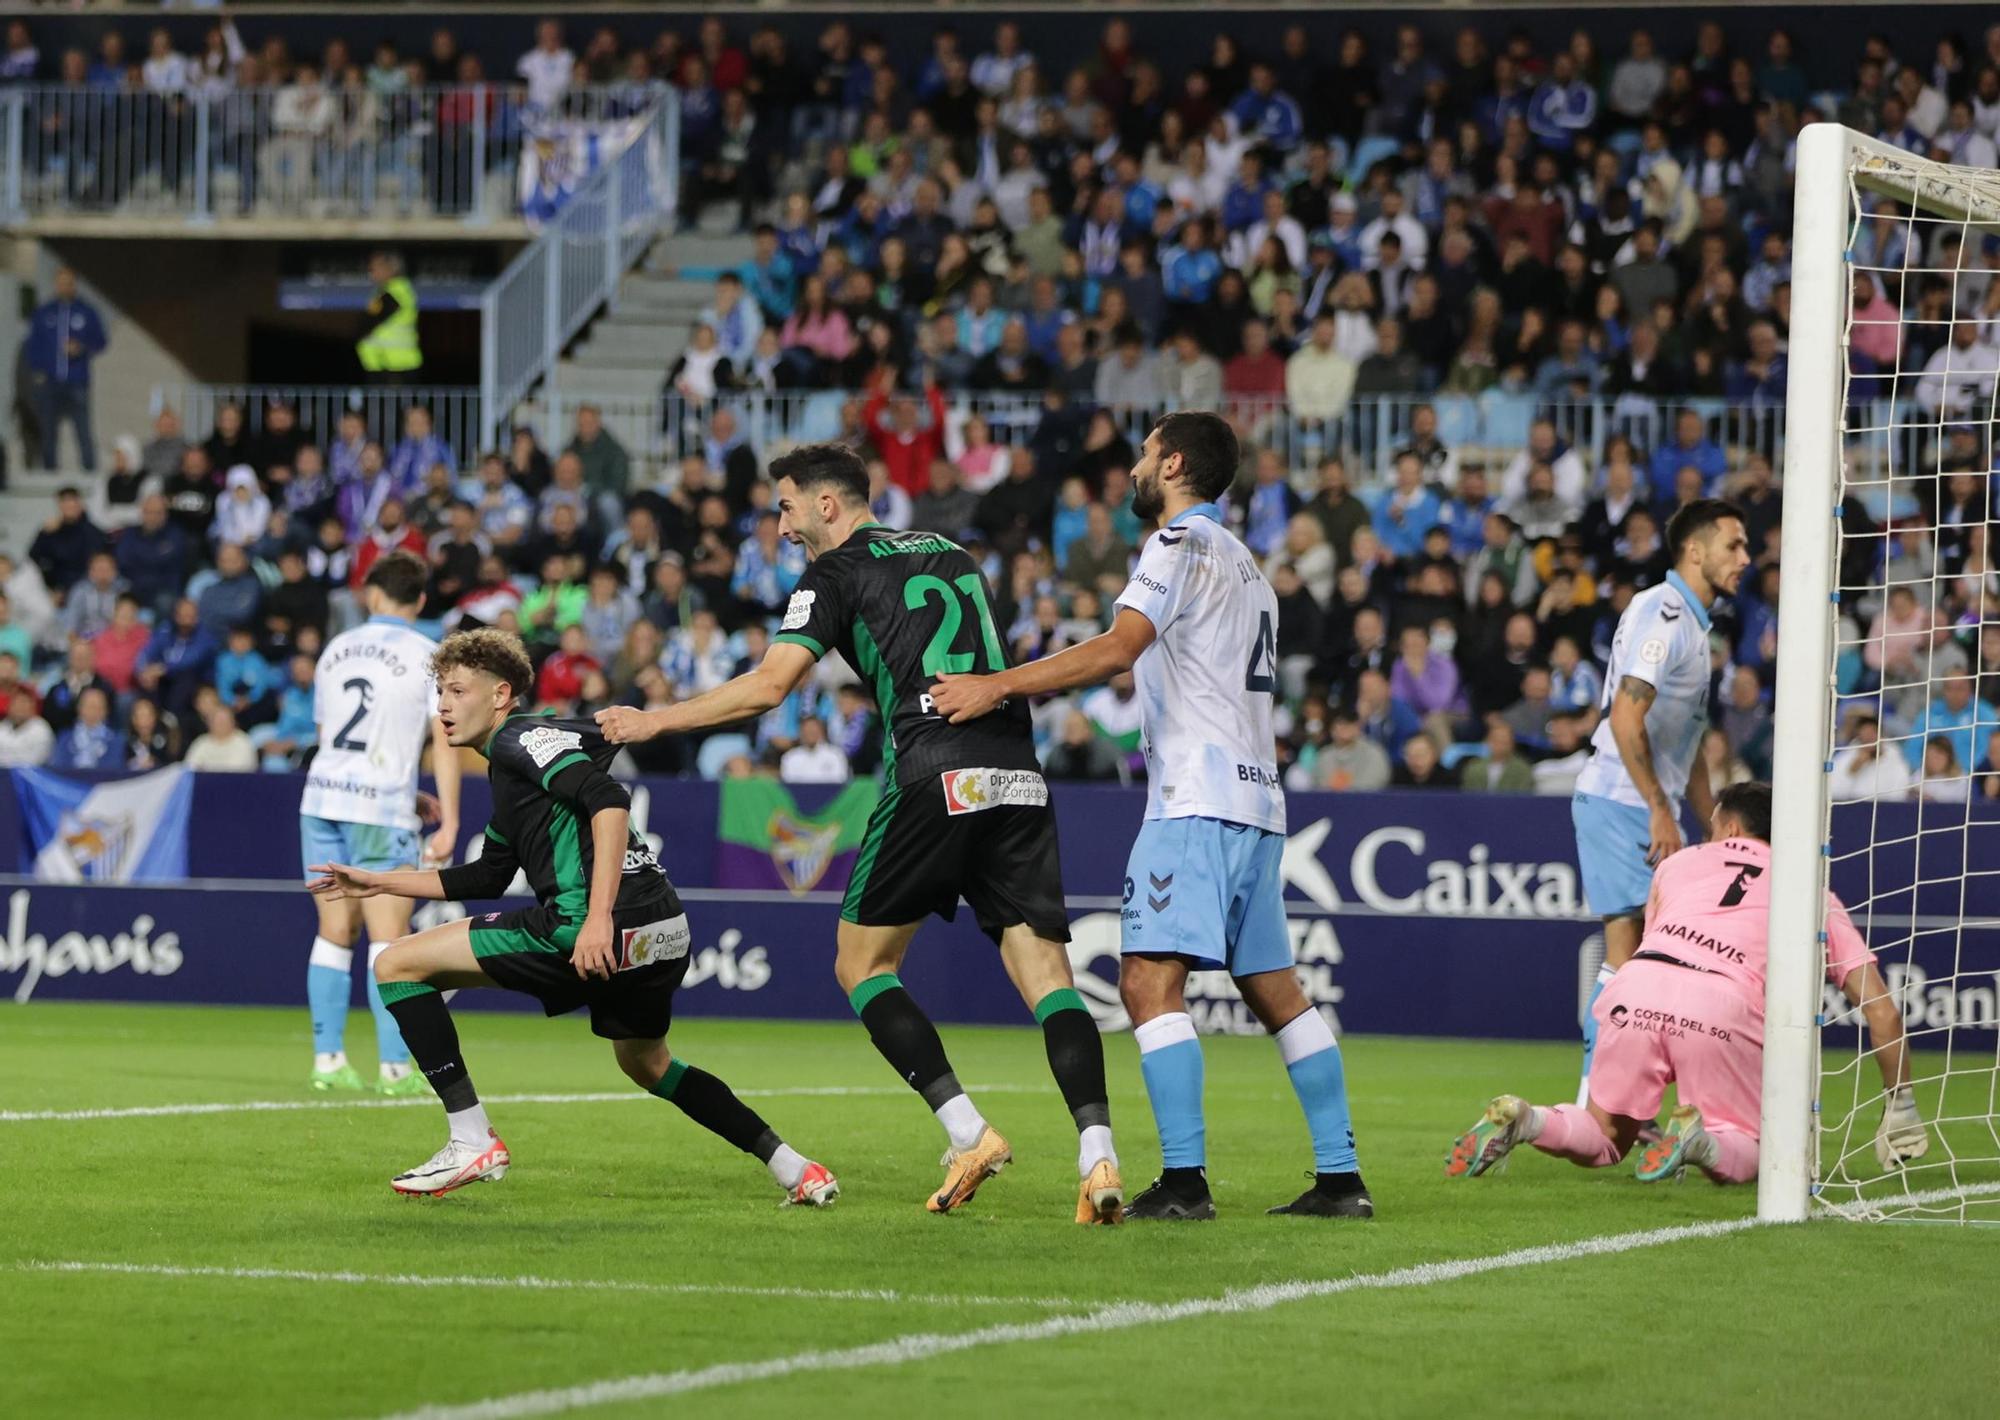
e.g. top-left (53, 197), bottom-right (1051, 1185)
top-left (1447, 782), bottom-right (1927, 1183)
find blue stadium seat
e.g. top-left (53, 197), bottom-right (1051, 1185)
top-left (1478, 391), bottom-right (1536, 450)
top-left (1429, 396), bottom-right (1483, 449)
top-left (1346, 136), bottom-right (1401, 188)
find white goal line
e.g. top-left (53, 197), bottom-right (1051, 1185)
top-left (14, 1259), bottom-right (1079, 1312)
top-left (0, 1084), bottom-right (1041, 1124)
top-left (370, 1217), bottom-right (1763, 1420)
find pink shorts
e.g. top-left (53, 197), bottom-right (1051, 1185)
top-left (1589, 959), bottom-right (1763, 1136)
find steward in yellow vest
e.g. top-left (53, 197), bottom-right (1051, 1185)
top-left (358, 250), bottom-right (422, 382)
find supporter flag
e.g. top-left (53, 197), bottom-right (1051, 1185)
top-left (716, 778), bottom-right (881, 896)
top-left (518, 114), bottom-right (660, 230)
top-left (11, 766), bottom-right (193, 883)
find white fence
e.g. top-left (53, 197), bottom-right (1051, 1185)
top-left (0, 82), bottom-right (664, 225)
top-left (148, 385), bottom-right (1812, 498)
top-left (478, 99), bottom-right (678, 447)
top-left (150, 385), bottom-right (486, 467)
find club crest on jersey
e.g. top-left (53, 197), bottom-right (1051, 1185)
top-left (941, 767), bottom-right (1049, 816)
top-left (519, 725), bottom-right (583, 768)
top-left (781, 590), bottom-right (816, 631)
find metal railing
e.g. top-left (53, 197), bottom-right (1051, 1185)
top-left (479, 96), bottom-right (677, 447)
top-left (150, 385), bottom-right (486, 467)
top-left (145, 386), bottom-right (1800, 492)
top-left (530, 388), bottom-right (1797, 493)
top-left (147, 384), bottom-right (1929, 511)
top-left (0, 82), bottom-right (663, 226)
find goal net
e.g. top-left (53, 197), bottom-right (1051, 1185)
top-left (1765, 125), bottom-right (2000, 1224)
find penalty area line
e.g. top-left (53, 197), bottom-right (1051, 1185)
top-left (15, 1260), bottom-right (1078, 1311)
top-left (0, 1084), bottom-right (1039, 1124)
top-left (372, 1217), bottom-right (1764, 1420)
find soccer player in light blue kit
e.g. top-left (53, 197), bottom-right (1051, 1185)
top-left (935, 412), bottom-right (1371, 1220)
top-left (298, 551), bottom-right (461, 1093)
top-left (1570, 498), bottom-right (1749, 1104)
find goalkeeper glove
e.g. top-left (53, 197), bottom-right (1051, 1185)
top-left (1873, 1085), bottom-right (1930, 1169)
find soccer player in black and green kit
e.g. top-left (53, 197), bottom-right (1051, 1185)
top-left (307, 628), bottom-right (839, 1204)
top-left (598, 444), bottom-right (1123, 1224)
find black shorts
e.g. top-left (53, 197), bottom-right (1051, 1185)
top-left (467, 901), bottom-right (693, 1041)
top-left (841, 768), bottom-right (1069, 944)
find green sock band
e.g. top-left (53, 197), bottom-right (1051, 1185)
top-left (847, 972), bottom-right (905, 1017)
top-left (648, 1058), bottom-right (691, 1101)
top-left (1033, 986), bottom-right (1088, 1024)
top-left (375, 980), bottom-right (438, 1006)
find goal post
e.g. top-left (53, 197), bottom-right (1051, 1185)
top-left (1763, 123), bottom-right (2000, 1223)
top-left (1760, 123), bottom-right (1847, 1224)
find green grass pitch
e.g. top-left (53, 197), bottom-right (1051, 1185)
top-left (4, 1001), bottom-right (1998, 1419)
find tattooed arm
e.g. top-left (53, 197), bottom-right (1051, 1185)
top-left (1606, 674), bottom-right (1684, 867)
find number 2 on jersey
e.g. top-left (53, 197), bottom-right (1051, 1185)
top-left (332, 677), bottom-right (374, 752)
top-left (1244, 611), bottom-right (1277, 693)
top-left (906, 573), bottom-right (1006, 677)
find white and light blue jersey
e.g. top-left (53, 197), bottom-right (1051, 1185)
top-left (1574, 571), bottom-right (1714, 811)
top-left (1113, 503), bottom-right (1286, 834)
top-left (300, 615), bottom-right (439, 833)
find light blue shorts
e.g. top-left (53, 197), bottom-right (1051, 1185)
top-left (1120, 815), bottom-right (1293, 978)
top-left (300, 815), bottom-right (420, 881)
top-left (1571, 792), bottom-right (1655, 918)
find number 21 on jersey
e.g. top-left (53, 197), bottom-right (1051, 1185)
top-left (906, 572), bottom-right (1006, 677)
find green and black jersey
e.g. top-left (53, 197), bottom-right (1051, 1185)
top-left (774, 524), bottom-right (1039, 786)
top-left (438, 715), bottom-right (676, 948)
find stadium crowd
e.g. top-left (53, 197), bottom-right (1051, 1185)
top-left (1, 13), bottom-right (1997, 800)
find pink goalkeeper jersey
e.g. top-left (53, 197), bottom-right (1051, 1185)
top-left (1639, 838), bottom-right (1875, 1006)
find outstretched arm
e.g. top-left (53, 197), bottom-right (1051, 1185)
top-left (596, 641), bottom-right (817, 743)
top-left (308, 863), bottom-right (449, 902)
top-left (932, 609), bottom-right (1157, 724)
top-left (1843, 961), bottom-right (1910, 1093)
top-left (1845, 959), bottom-right (1929, 1167)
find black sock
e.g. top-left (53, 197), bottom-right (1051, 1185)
top-left (379, 983), bottom-right (478, 1113)
top-left (1035, 990), bottom-right (1110, 1132)
top-left (1314, 1170), bottom-right (1366, 1196)
top-left (650, 1059), bottom-right (780, 1161)
top-left (848, 974), bottom-right (962, 1108)
top-left (1160, 1165), bottom-right (1210, 1197)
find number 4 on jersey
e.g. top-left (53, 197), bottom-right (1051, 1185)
top-left (1244, 611), bottom-right (1277, 693)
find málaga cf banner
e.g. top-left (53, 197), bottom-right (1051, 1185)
top-left (11, 766), bottom-right (193, 882)
top-left (715, 779), bottom-right (880, 896)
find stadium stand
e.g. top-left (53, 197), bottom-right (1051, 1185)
top-left (0, 12), bottom-right (1996, 810)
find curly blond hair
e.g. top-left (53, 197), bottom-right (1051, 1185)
top-left (430, 628), bottom-right (534, 704)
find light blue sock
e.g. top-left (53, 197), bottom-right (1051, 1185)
top-left (1275, 1010), bottom-right (1358, 1171)
top-left (1578, 964), bottom-right (1616, 1102)
top-left (307, 937), bottom-right (353, 1056)
top-left (366, 943), bottom-right (410, 1066)
top-left (1134, 1012), bottom-right (1206, 1168)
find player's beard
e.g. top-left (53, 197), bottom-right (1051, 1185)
top-left (1131, 471), bottom-right (1165, 523)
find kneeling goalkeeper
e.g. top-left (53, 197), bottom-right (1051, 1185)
top-left (1446, 781), bottom-right (1924, 1184)
top-left (310, 628), bottom-right (838, 1205)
